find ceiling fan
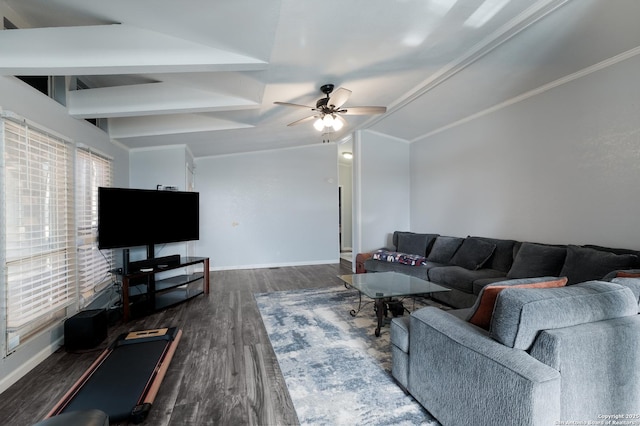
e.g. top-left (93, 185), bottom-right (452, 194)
top-left (274, 84), bottom-right (387, 132)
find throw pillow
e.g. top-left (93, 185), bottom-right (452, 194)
top-left (467, 276), bottom-right (568, 330)
top-left (559, 245), bottom-right (638, 285)
top-left (426, 236), bottom-right (464, 264)
top-left (449, 237), bottom-right (496, 270)
top-left (617, 271), bottom-right (640, 278)
top-left (372, 249), bottom-right (399, 263)
top-left (469, 236), bottom-right (518, 273)
top-left (507, 243), bottom-right (567, 278)
top-left (371, 250), bottom-right (427, 266)
top-left (396, 232), bottom-right (437, 256)
top-left (396, 253), bottom-right (428, 266)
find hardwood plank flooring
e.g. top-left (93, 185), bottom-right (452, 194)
top-left (0, 262), bottom-right (352, 426)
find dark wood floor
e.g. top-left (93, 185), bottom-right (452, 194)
top-left (0, 262), bottom-right (352, 426)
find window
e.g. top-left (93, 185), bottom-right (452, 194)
top-left (1, 116), bottom-right (75, 353)
top-left (76, 148), bottom-right (113, 307)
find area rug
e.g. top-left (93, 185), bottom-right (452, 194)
top-left (254, 285), bottom-right (440, 425)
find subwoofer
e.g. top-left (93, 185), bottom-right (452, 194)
top-left (64, 309), bottom-right (107, 352)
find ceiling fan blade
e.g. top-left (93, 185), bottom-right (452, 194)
top-left (327, 87), bottom-right (352, 109)
top-left (341, 106), bottom-right (387, 115)
top-left (287, 115), bottom-right (317, 127)
top-left (274, 101), bottom-right (314, 109)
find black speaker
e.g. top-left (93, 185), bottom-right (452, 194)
top-left (64, 309), bottom-right (107, 351)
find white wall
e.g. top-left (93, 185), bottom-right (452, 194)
top-left (410, 53), bottom-right (640, 249)
top-left (195, 144), bottom-right (340, 269)
top-left (0, 75), bottom-right (129, 393)
top-left (129, 146), bottom-right (195, 261)
top-left (0, 77), bottom-right (129, 186)
top-left (354, 130), bottom-right (411, 255)
top-left (130, 146), bottom-right (191, 191)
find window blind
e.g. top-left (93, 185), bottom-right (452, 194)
top-left (76, 148), bottom-right (113, 306)
top-left (2, 118), bottom-right (75, 353)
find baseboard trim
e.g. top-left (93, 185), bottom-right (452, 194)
top-left (211, 259), bottom-right (340, 271)
top-left (0, 337), bottom-right (63, 395)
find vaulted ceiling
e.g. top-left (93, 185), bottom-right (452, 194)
top-left (1, 0), bottom-right (639, 158)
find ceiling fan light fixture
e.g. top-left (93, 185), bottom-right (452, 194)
top-left (332, 115), bottom-right (344, 131)
top-left (275, 83), bottom-right (386, 131)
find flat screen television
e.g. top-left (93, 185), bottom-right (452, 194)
top-left (98, 187), bottom-right (199, 250)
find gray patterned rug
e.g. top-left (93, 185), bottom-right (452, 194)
top-left (254, 285), bottom-right (440, 425)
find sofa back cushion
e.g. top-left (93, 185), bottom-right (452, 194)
top-left (470, 236), bottom-right (518, 273)
top-left (507, 242), bottom-right (567, 279)
top-left (559, 245), bottom-right (638, 284)
top-left (393, 231), bottom-right (439, 256)
top-left (490, 281), bottom-right (639, 350)
top-left (583, 244), bottom-right (640, 266)
top-left (426, 236), bottom-right (463, 264)
top-left (449, 237), bottom-right (496, 271)
top-left (466, 277), bottom-right (568, 330)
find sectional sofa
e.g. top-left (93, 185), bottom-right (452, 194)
top-left (390, 277), bottom-right (640, 426)
top-left (357, 231), bottom-right (640, 308)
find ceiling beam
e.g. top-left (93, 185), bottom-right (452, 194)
top-left (108, 113), bottom-right (253, 139)
top-left (67, 82), bottom-right (260, 118)
top-left (0, 24), bottom-right (268, 75)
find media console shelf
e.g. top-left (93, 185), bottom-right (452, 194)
top-left (122, 256), bottom-right (209, 322)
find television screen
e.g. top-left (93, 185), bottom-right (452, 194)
top-left (98, 187), bottom-right (199, 249)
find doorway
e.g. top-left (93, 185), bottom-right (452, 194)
top-left (338, 140), bottom-right (353, 265)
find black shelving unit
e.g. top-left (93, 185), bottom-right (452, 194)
top-left (122, 257), bottom-right (210, 321)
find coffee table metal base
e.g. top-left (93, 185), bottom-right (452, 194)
top-left (339, 272), bottom-right (450, 337)
top-left (346, 285), bottom-right (388, 336)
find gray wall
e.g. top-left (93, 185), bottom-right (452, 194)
top-left (410, 52), bottom-right (640, 249)
top-left (195, 144), bottom-right (340, 269)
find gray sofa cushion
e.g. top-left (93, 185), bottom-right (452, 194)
top-left (363, 258), bottom-right (432, 280)
top-left (408, 307), bottom-right (561, 426)
top-left (390, 316), bottom-right (410, 352)
top-left (490, 281), bottom-right (639, 350)
top-left (507, 242), bottom-right (567, 279)
top-left (428, 266), bottom-right (506, 293)
top-left (471, 236), bottom-right (518, 273)
top-left (394, 232), bottom-right (439, 256)
top-left (528, 315), bottom-right (640, 422)
top-left (426, 236), bottom-right (463, 264)
top-left (611, 277), bottom-right (640, 306)
top-left (465, 276), bottom-right (567, 330)
top-left (584, 244), bottom-right (640, 264)
top-left (559, 245), bottom-right (638, 284)
top-left (449, 237), bottom-right (496, 270)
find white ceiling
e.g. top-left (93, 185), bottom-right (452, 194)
top-left (1, 0), bottom-right (639, 158)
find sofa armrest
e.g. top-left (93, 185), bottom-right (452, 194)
top-left (408, 307), bottom-right (561, 426)
top-left (355, 252), bottom-right (373, 273)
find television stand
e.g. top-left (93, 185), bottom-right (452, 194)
top-left (121, 256), bottom-right (209, 322)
